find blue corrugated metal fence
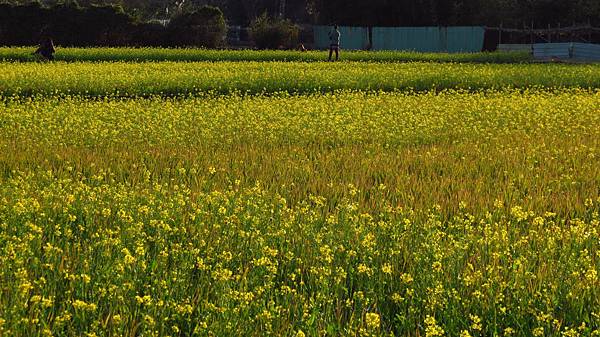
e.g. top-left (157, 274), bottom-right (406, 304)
top-left (313, 26), bottom-right (369, 50)
top-left (533, 43), bottom-right (600, 61)
top-left (314, 26), bottom-right (485, 53)
top-left (573, 43), bottom-right (600, 61)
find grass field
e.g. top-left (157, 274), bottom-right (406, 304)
top-left (0, 49), bottom-right (599, 337)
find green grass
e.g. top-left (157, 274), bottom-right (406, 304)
top-left (1, 61), bottom-right (599, 97)
top-left (0, 46), bottom-right (531, 63)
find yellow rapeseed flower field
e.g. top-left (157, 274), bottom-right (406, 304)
top-left (1, 61), bottom-right (599, 96)
top-left (0, 47), bottom-right (532, 63)
top-left (0, 56), bottom-right (598, 337)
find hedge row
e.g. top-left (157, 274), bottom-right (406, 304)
top-left (0, 3), bottom-right (226, 47)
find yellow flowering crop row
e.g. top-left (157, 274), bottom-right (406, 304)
top-left (0, 90), bottom-right (598, 336)
top-left (1, 90), bottom-right (598, 215)
top-left (1, 61), bottom-right (599, 96)
top-left (0, 47), bottom-right (531, 63)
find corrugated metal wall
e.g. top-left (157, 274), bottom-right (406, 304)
top-left (372, 27), bottom-right (440, 52)
top-left (533, 43), bottom-right (600, 61)
top-left (533, 43), bottom-right (573, 60)
top-left (372, 26), bottom-right (485, 52)
top-left (446, 27), bottom-right (486, 52)
top-left (313, 26), bottom-right (369, 50)
top-left (573, 43), bottom-right (600, 61)
top-left (314, 26), bottom-right (485, 52)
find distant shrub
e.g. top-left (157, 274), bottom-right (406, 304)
top-left (131, 22), bottom-right (168, 47)
top-left (79, 5), bottom-right (133, 46)
top-left (0, 2), bottom-right (135, 46)
top-left (0, 2), bottom-right (46, 45)
top-left (249, 14), bottom-right (299, 50)
top-left (168, 6), bottom-right (227, 48)
top-left (0, 2), bottom-right (226, 47)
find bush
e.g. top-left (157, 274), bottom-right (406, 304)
top-left (0, 2), bottom-right (136, 47)
top-left (0, 2), bottom-right (46, 45)
top-left (81, 5), bottom-right (133, 46)
top-left (249, 14), bottom-right (299, 50)
top-left (0, 3), bottom-right (225, 47)
top-left (168, 6), bottom-right (227, 48)
top-left (132, 22), bottom-right (168, 47)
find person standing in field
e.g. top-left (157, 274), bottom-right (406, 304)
top-left (328, 25), bottom-right (341, 61)
top-left (34, 35), bottom-right (56, 61)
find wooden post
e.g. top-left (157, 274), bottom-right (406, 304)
top-left (499, 22), bottom-right (503, 45)
top-left (530, 21), bottom-right (534, 45)
top-left (548, 23), bottom-right (551, 43)
top-left (279, 0), bottom-right (286, 18)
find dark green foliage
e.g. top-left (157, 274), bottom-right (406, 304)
top-left (250, 14), bottom-right (299, 50)
top-left (167, 6), bottom-right (227, 48)
top-left (0, 2), bottom-right (138, 46)
top-left (309, 0), bottom-right (600, 27)
top-left (1, 0), bottom-right (598, 48)
top-left (0, 2), bottom-right (46, 45)
top-left (79, 5), bottom-right (133, 46)
top-left (131, 22), bottom-right (168, 47)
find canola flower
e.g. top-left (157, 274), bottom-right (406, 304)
top-left (0, 57), bottom-right (599, 336)
top-left (0, 61), bottom-right (599, 97)
top-left (1, 90), bottom-right (598, 216)
top-left (0, 170), bottom-right (597, 336)
top-left (366, 313), bottom-right (381, 330)
top-left (0, 46), bottom-right (531, 63)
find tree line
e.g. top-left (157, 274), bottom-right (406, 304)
top-left (0, 2), bottom-right (227, 47)
top-left (1, 0), bottom-right (598, 48)
top-left (2, 0), bottom-right (599, 27)
top-left (311, 0), bottom-right (600, 27)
